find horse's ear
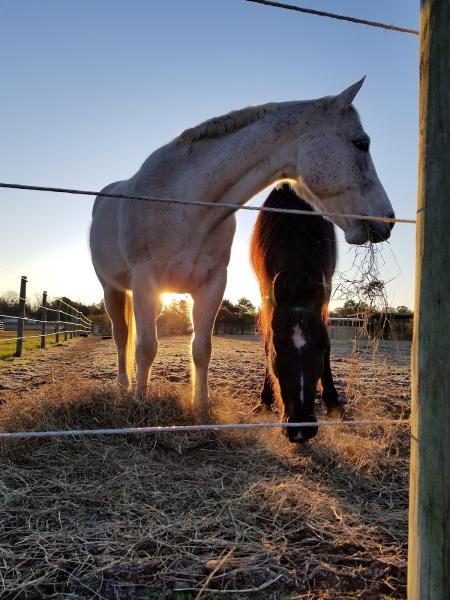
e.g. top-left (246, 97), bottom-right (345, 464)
top-left (334, 77), bottom-right (365, 111)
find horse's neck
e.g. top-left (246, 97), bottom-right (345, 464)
top-left (136, 101), bottom-right (315, 207)
top-left (187, 102), bottom-right (312, 203)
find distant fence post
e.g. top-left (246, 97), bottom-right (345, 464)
top-left (15, 276), bottom-right (27, 357)
top-left (40, 291), bottom-right (47, 349)
top-left (69, 306), bottom-right (73, 340)
top-left (56, 300), bottom-right (61, 343)
top-left (63, 303), bottom-right (68, 341)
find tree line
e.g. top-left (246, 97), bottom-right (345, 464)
top-left (0, 291), bottom-right (105, 323)
top-left (157, 297), bottom-right (258, 335)
top-left (0, 291), bottom-right (259, 335)
top-left (330, 299), bottom-right (413, 317)
top-left (0, 290), bottom-right (412, 335)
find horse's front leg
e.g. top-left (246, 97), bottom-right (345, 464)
top-left (321, 339), bottom-right (345, 417)
top-left (132, 276), bottom-right (162, 398)
top-left (254, 339), bottom-right (276, 413)
top-left (191, 270), bottom-right (227, 418)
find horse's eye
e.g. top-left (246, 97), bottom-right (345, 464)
top-left (353, 138), bottom-right (370, 152)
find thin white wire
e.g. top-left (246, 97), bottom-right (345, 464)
top-left (0, 314), bottom-right (90, 327)
top-left (0, 329), bottom-right (88, 343)
top-left (0, 418), bottom-right (410, 440)
top-left (0, 182), bottom-right (415, 225)
top-left (39, 305), bottom-right (91, 323)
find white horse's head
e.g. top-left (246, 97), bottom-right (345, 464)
top-left (294, 78), bottom-right (394, 244)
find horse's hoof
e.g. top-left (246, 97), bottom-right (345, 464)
top-left (252, 403), bottom-right (272, 415)
top-left (198, 409), bottom-right (212, 423)
top-left (192, 403), bottom-right (212, 422)
top-left (326, 403), bottom-right (346, 419)
top-left (116, 376), bottom-right (129, 390)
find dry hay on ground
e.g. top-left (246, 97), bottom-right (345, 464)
top-left (0, 336), bottom-right (410, 599)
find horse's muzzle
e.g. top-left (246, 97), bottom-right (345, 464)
top-left (366, 216), bottom-right (394, 242)
top-left (286, 416), bottom-right (318, 443)
top-left (345, 215), bottom-right (394, 245)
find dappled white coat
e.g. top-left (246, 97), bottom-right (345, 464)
top-left (90, 79), bottom-right (394, 415)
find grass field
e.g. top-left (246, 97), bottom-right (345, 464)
top-left (0, 335), bottom-right (411, 599)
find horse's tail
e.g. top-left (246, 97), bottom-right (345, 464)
top-left (125, 291), bottom-right (136, 383)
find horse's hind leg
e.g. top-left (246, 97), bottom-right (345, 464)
top-left (103, 286), bottom-right (131, 389)
top-left (321, 339), bottom-right (345, 417)
top-left (132, 277), bottom-right (162, 398)
top-left (191, 270), bottom-right (227, 418)
top-left (253, 367), bottom-right (275, 414)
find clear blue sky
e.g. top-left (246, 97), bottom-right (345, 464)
top-left (0, 0), bottom-right (418, 309)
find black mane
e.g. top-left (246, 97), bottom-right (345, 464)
top-left (251, 183), bottom-right (336, 310)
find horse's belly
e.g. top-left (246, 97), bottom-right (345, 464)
top-left (119, 207), bottom-right (235, 292)
top-left (144, 247), bottom-right (228, 293)
top-left (92, 190), bottom-right (236, 293)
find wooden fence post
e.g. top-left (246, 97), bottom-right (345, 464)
top-left (408, 1), bottom-right (450, 598)
top-left (40, 291), bottom-right (47, 349)
top-left (15, 276), bottom-right (27, 357)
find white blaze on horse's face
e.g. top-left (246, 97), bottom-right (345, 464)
top-left (294, 78), bottom-right (395, 245)
top-left (292, 324), bottom-right (306, 350)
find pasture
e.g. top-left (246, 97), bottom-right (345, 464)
top-left (0, 334), bottom-right (410, 599)
top-left (0, 330), bottom-right (59, 360)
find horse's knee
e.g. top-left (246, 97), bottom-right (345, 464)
top-left (112, 323), bottom-right (128, 347)
top-left (136, 335), bottom-right (158, 366)
top-left (192, 335), bottom-right (212, 368)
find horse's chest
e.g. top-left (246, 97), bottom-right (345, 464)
top-left (120, 212), bottom-right (234, 291)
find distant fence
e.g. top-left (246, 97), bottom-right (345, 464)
top-left (328, 314), bottom-right (413, 342)
top-left (0, 275), bottom-right (92, 357)
top-left (88, 313), bottom-right (412, 342)
top-left (328, 317), bottom-right (365, 341)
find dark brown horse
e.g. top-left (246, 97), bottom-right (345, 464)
top-left (251, 183), bottom-right (345, 443)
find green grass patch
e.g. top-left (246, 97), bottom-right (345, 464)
top-left (0, 329), bottom-right (61, 360)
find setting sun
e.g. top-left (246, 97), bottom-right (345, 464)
top-left (160, 292), bottom-right (193, 307)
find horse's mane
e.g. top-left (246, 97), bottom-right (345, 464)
top-left (176, 103), bottom-right (277, 144)
top-left (250, 183), bottom-right (336, 339)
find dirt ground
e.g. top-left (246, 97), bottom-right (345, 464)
top-left (0, 335), bottom-right (411, 599)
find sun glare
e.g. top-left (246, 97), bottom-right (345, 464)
top-left (160, 292), bottom-right (193, 307)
